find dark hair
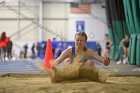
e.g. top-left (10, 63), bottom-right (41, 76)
top-left (1, 32), bottom-right (6, 41)
top-left (75, 32), bottom-right (88, 42)
top-left (105, 33), bottom-right (108, 37)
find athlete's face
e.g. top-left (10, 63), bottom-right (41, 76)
top-left (75, 35), bottom-right (86, 48)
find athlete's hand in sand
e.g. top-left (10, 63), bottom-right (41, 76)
top-left (104, 57), bottom-right (111, 66)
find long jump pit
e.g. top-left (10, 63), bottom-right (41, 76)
top-left (0, 55), bottom-right (139, 93)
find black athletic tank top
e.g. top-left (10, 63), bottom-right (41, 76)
top-left (71, 47), bottom-right (87, 62)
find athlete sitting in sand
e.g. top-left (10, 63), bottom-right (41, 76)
top-left (48, 32), bottom-right (111, 82)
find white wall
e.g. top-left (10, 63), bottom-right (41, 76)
top-left (68, 4), bottom-right (107, 41)
top-left (0, 2), bottom-right (108, 56)
top-left (43, 3), bottom-right (69, 40)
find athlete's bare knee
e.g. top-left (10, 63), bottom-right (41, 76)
top-left (85, 60), bottom-right (94, 66)
top-left (64, 58), bottom-right (72, 66)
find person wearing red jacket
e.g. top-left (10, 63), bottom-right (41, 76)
top-left (0, 32), bottom-right (9, 62)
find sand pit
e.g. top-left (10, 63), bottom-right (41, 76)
top-left (49, 64), bottom-right (112, 83)
top-left (11, 54), bottom-right (137, 93)
top-left (0, 75), bottom-right (139, 93)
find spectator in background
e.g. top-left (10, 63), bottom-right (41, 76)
top-left (55, 42), bottom-right (68, 59)
top-left (31, 43), bottom-right (36, 59)
top-left (96, 43), bottom-right (102, 56)
top-left (120, 35), bottom-right (129, 64)
top-left (62, 42), bottom-right (68, 51)
top-left (42, 43), bottom-right (46, 56)
top-left (104, 33), bottom-right (112, 57)
top-left (20, 51), bottom-right (24, 59)
top-left (23, 43), bottom-right (28, 58)
top-left (0, 32), bottom-right (9, 62)
top-left (51, 38), bottom-right (58, 56)
top-left (36, 42), bottom-right (40, 57)
top-left (55, 42), bottom-right (63, 58)
top-left (7, 37), bottom-right (13, 60)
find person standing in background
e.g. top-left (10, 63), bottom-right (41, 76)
top-left (7, 37), bottom-right (13, 60)
top-left (23, 44), bottom-right (28, 58)
top-left (55, 42), bottom-right (63, 58)
top-left (31, 43), bottom-right (36, 59)
top-left (120, 35), bottom-right (129, 64)
top-left (62, 42), bottom-right (68, 51)
top-left (0, 32), bottom-right (9, 62)
top-left (104, 33), bottom-right (112, 57)
top-left (51, 38), bottom-right (58, 56)
top-left (96, 43), bottom-right (102, 56)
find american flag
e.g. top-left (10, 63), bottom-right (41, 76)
top-left (70, 2), bottom-right (91, 13)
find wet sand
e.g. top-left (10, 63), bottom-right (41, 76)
top-left (0, 76), bottom-right (139, 93)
